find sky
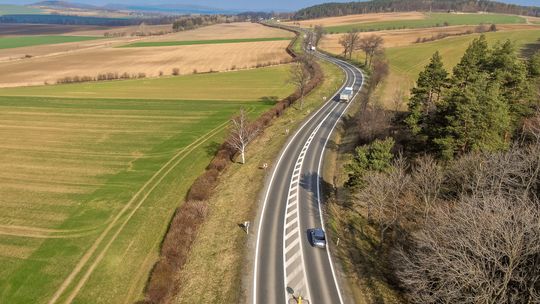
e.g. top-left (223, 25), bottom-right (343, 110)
top-left (0, 0), bottom-right (537, 12)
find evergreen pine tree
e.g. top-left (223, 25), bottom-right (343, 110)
top-left (406, 51), bottom-right (448, 137)
top-left (487, 40), bottom-right (532, 121)
top-left (452, 35), bottom-right (489, 87)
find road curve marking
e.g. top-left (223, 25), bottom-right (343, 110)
top-left (252, 55), bottom-right (350, 304)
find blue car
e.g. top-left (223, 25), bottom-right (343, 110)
top-left (310, 228), bottom-right (326, 248)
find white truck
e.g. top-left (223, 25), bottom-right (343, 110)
top-left (339, 87), bottom-right (354, 102)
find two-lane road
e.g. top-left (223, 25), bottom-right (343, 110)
top-left (252, 47), bottom-right (364, 304)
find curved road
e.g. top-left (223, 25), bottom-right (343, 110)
top-left (252, 37), bottom-right (364, 304)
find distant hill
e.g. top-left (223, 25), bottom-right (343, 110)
top-left (294, 0), bottom-right (540, 20)
top-left (104, 4), bottom-right (240, 15)
top-left (30, 1), bottom-right (101, 10)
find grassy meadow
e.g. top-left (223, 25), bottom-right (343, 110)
top-left (0, 65), bottom-right (295, 101)
top-left (380, 29), bottom-right (540, 106)
top-left (122, 37), bottom-right (292, 48)
top-left (0, 67), bottom-right (292, 303)
top-left (325, 13), bottom-right (526, 33)
top-left (0, 36), bottom-right (102, 49)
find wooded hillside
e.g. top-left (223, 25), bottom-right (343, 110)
top-left (294, 0), bottom-right (540, 20)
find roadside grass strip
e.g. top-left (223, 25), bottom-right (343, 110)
top-left (0, 35), bottom-right (103, 49)
top-left (120, 37), bottom-right (292, 48)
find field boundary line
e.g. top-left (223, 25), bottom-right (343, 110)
top-left (47, 119), bottom-right (231, 304)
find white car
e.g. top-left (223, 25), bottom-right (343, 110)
top-left (339, 87), bottom-right (354, 102)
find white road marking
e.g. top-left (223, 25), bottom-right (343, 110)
top-left (253, 43), bottom-right (355, 304)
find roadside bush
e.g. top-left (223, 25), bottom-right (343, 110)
top-left (145, 200), bottom-right (209, 304)
top-left (187, 169), bottom-right (219, 201)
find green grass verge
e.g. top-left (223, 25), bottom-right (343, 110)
top-left (0, 35), bottom-right (102, 49)
top-left (121, 37), bottom-right (291, 48)
top-left (171, 60), bottom-right (346, 304)
top-left (0, 4), bottom-right (43, 15)
top-left (0, 65), bottom-right (295, 101)
top-left (325, 13), bottom-right (526, 33)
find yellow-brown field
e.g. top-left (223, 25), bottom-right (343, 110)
top-left (284, 12), bottom-right (426, 28)
top-left (319, 24), bottom-right (540, 54)
top-left (0, 22), bottom-right (294, 88)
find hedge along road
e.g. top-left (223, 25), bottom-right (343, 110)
top-left (252, 29), bottom-right (364, 303)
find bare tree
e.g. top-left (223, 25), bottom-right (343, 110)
top-left (289, 56), bottom-right (312, 110)
top-left (357, 155), bottom-right (410, 246)
top-left (392, 88), bottom-right (405, 113)
top-left (339, 30), bottom-right (360, 59)
top-left (395, 195), bottom-right (540, 304)
top-left (358, 34), bottom-right (384, 68)
top-left (370, 53), bottom-right (389, 87)
top-left (313, 24), bottom-right (325, 46)
top-left (227, 108), bottom-right (259, 164)
top-left (411, 155), bottom-right (443, 221)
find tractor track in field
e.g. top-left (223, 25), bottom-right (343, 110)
top-left (46, 112), bottom-right (238, 304)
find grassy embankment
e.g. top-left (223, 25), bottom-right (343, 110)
top-left (0, 66), bottom-right (293, 304)
top-left (380, 29), bottom-right (540, 107)
top-left (170, 40), bottom-right (347, 304)
top-left (0, 36), bottom-right (102, 49)
top-left (327, 29), bottom-right (540, 108)
top-left (325, 13), bottom-right (526, 33)
top-left (121, 37), bottom-right (292, 48)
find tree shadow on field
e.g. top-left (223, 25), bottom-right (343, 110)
top-left (204, 141), bottom-right (222, 157)
top-left (259, 96), bottom-right (279, 105)
top-left (521, 38), bottom-right (540, 58)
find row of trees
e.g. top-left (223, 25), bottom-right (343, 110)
top-left (56, 72), bottom-right (147, 84)
top-left (294, 0), bottom-right (540, 20)
top-left (339, 32), bottom-right (384, 68)
top-left (414, 23), bottom-right (497, 44)
top-left (172, 15), bottom-right (237, 32)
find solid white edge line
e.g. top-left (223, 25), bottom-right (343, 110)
top-left (316, 61), bottom-right (365, 304)
top-left (252, 49), bottom-right (350, 304)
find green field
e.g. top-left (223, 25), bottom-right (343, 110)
top-left (0, 4), bottom-right (43, 15)
top-left (121, 37), bottom-right (291, 48)
top-left (325, 13), bottom-right (526, 33)
top-left (379, 29), bottom-right (540, 107)
top-left (0, 65), bottom-right (294, 100)
top-left (0, 36), bottom-right (102, 49)
top-left (0, 67), bottom-right (292, 303)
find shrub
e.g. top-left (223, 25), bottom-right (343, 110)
top-left (187, 169), bottom-right (219, 201)
top-left (172, 68), bottom-right (180, 76)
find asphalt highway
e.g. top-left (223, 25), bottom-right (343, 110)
top-left (252, 40), bottom-right (364, 304)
